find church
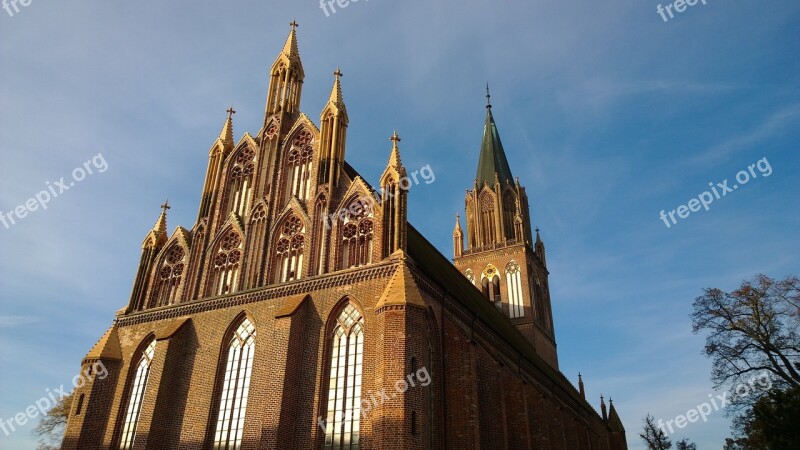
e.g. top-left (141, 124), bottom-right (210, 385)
top-left (61, 23), bottom-right (628, 450)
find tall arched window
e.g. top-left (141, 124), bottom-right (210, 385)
top-left (275, 215), bottom-right (305, 283)
top-left (228, 147), bottom-right (256, 217)
top-left (119, 339), bottom-right (156, 450)
top-left (481, 193), bottom-right (496, 246)
top-left (340, 199), bottom-right (374, 269)
top-left (213, 318), bottom-right (256, 450)
top-left (502, 192), bottom-right (516, 240)
top-left (324, 304), bottom-right (364, 450)
top-left (481, 265), bottom-right (501, 310)
top-left (284, 129), bottom-right (314, 203)
top-left (208, 229), bottom-right (243, 296)
top-left (151, 245), bottom-right (185, 307)
top-left (505, 261), bottom-right (524, 318)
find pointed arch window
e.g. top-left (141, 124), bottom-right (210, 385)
top-left (312, 196), bottom-right (329, 276)
top-left (502, 192), bottom-right (517, 240)
top-left (285, 129), bottom-right (314, 203)
top-left (505, 261), bottom-right (524, 318)
top-left (275, 215), bottom-right (305, 283)
top-left (119, 339), bottom-right (156, 450)
top-left (481, 265), bottom-right (502, 310)
top-left (340, 199), bottom-right (374, 269)
top-left (152, 245), bottom-right (185, 307)
top-left (481, 194), bottom-right (496, 246)
top-left (209, 230), bottom-right (242, 296)
top-left (229, 147), bottom-right (256, 217)
top-left (213, 318), bottom-right (256, 450)
top-left (325, 304), bottom-right (364, 450)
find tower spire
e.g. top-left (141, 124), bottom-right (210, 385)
top-left (220, 106), bottom-right (235, 148)
top-left (476, 87), bottom-right (513, 186)
top-left (282, 20), bottom-right (300, 58)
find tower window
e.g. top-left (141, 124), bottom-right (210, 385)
top-left (506, 261), bottom-right (524, 318)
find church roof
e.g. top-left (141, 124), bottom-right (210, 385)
top-left (341, 160), bottom-right (587, 410)
top-left (475, 106), bottom-right (514, 187)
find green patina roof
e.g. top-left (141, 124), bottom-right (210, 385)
top-left (475, 106), bottom-right (514, 187)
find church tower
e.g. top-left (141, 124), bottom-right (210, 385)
top-left (453, 86), bottom-right (558, 368)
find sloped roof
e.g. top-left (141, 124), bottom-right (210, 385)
top-left (84, 325), bottom-right (122, 361)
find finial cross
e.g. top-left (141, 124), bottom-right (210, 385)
top-left (390, 130), bottom-right (401, 144)
top-left (486, 82), bottom-right (492, 109)
top-left (160, 199), bottom-right (171, 214)
top-left (227, 106), bottom-right (236, 118)
top-left (289, 20), bottom-right (299, 30)
top-left (333, 67), bottom-right (343, 80)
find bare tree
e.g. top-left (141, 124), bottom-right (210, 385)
top-left (640, 414), bottom-right (672, 450)
top-left (32, 392), bottom-right (72, 450)
top-left (675, 438), bottom-right (697, 450)
top-left (691, 274), bottom-right (800, 407)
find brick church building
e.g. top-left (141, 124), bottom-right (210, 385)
top-left (62, 23), bottom-right (628, 450)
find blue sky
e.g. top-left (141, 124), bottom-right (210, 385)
top-left (1, 1), bottom-right (798, 448)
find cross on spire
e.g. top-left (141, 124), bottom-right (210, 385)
top-left (226, 106), bottom-right (236, 119)
top-left (390, 130), bottom-right (401, 145)
top-left (333, 67), bottom-right (343, 80)
top-left (486, 82), bottom-right (492, 109)
top-left (160, 199), bottom-right (171, 215)
top-left (289, 20), bottom-right (299, 30)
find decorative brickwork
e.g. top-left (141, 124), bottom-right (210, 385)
top-left (62, 23), bottom-right (626, 450)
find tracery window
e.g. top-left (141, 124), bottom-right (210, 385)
top-left (324, 304), bottom-right (364, 450)
top-left (340, 200), bottom-right (374, 269)
top-left (275, 215), bottom-right (305, 283)
top-left (481, 264), bottom-right (502, 310)
top-left (212, 318), bottom-right (256, 450)
top-left (481, 193), bottom-right (496, 245)
top-left (209, 230), bottom-right (242, 296)
top-left (502, 192), bottom-right (516, 240)
top-left (505, 261), bottom-right (524, 318)
top-left (229, 147), bottom-right (256, 217)
top-left (285, 129), bottom-right (314, 202)
top-left (119, 339), bottom-right (156, 450)
top-left (152, 245), bottom-right (185, 307)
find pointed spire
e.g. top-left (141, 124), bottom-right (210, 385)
top-left (155, 199), bottom-right (170, 235)
top-left (328, 67), bottom-right (345, 107)
top-left (578, 372), bottom-right (586, 400)
top-left (476, 86), bottom-right (513, 187)
top-left (219, 106), bottom-right (235, 148)
top-left (535, 227), bottom-right (542, 244)
top-left (600, 394), bottom-right (608, 421)
top-left (388, 130), bottom-right (403, 168)
top-left (454, 214), bottom-right (462, 231)
top-left (282, 20), bottom-right (300, 58)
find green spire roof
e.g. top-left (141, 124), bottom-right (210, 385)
top-left (475, 89), bottom-right (513, 187)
